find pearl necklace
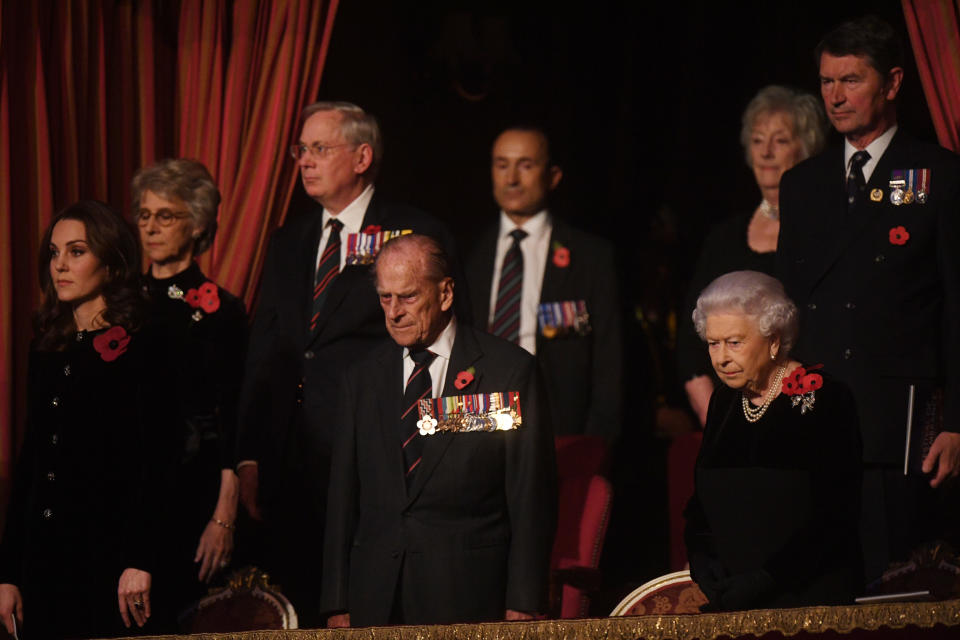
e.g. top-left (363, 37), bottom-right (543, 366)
top-left (741, 365), bottom-right (787, 423)
top-left (759, 199), bottom-right (779, 220)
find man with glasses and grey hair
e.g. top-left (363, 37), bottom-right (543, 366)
top-left (236, 102), bottom-right (459, 625)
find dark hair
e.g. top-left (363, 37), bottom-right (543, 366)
top-left (815, 15), bottom-right (904, 75)
top-left (35, 200), bottom-right (146, 351)
top-left (495, 124), bottom-right (561, 168)
top-left (130, 158), bottom-right (220, 256)
top-left (373, 233), bottom-right (453, 285)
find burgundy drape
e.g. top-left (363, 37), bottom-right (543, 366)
top-left (0, 0), bottom-right (338, 507)
top-left (903, 0), bottom-right (960, 151)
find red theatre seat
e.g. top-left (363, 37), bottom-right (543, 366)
top-left (550, 435), bottom-right (613, 618)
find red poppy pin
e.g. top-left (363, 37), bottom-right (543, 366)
top-left (198, 281), bottom-right (220, 314)
top-left (454, 367), bottom-right (476, 390)
top-left (782, 364), bottom-right (823, 414)
top-left (93, 326), bottom-right (131, 362)
top-left (363, 224), bottom-right (382, 235)
top-left (552, 243), bottom-right (570, 268)
top-left (889, 226), bottom-right (909, 245)
top-left (185, 288), bottom-right (203, 308)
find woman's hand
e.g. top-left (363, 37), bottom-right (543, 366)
top-left (117, 568), bottom-right (151, 628)
top-left (195, 519), bottom-right (234, 582)
top-left (195, 468), bottom-right (239, 582)
top-left (0, 584), bottom-right (23, 635)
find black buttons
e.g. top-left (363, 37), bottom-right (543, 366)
top-left (875, 254), bottom-right (886, 263)
top-left (844, 302), bottom-right (856, 310)
top-left (807, 303), bottom-right (817, 311)
top-left (843, 348), bottom-right (853, 360)
top-left (46, 471), bottom-right (56, 482)
top-left (42, 508), bottom-right (53, 520)
top-left (304, 351), bottom-right (315, 360)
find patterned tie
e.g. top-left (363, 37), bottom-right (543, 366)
top-left (490, 229), bottom-right (527, 343)
top-left (400, 349), bottom-right (437, 483)
top-left (311, 218), bottom-right (343, 331)
top-left (846, 150), bottom-right (871, 210)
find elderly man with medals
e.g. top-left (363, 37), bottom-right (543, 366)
top-left (321, 234), bottom-right (556, 627)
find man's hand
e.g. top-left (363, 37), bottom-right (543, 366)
top-left (505, 609), bottom-right (537, 620)
top-left (0, 584), bottom-right (23, 636)
top-left (684, 375), bottom-right (714, 427)
top-left (327, 613), bottom-right (350, 628)
top-left (237, 464), bottom-right (262, 521)
top-left (922, 432), bottom-right (960, 488)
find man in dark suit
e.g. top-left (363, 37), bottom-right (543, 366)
top-left (322, 234), bottom-right (556, 627)
top-left (777, 16), bottom-right (960, 582)
top-left (465, 126), bottom-right (622, 439)
top-left (236, 102), bottom-right (459, 624)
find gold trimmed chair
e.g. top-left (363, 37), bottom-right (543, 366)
top-left (610, 570), bottom-right (707, 616)
top-left (178, 566), bottom-right (298, 632)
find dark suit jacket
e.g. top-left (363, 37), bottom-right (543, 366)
top-left (237, 193), bottom-right (462, 504)
top-left (320, 323), bottom-right (557, 626)
top-left (777, 130), bottom-right (960, 464)
top-left (465, 216), bottom-right (622, 439)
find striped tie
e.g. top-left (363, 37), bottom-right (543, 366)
top-left (400, 349), bottom-right (436, 483)
top-left (490, 229), bottom-right (527, 343)
top-left (310, 218), bottom-right (343, 331)
top-left (846, 150), bottom-right (870, 210)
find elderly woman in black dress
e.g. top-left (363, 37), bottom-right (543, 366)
top-left (684, 271), bottom-right (863, 610)
top-left (0, 201), bottom-right (172, 638)
top-left (131, 159), bottom-right (247, 615)
top-left (676, 86), bottom-right (827, 430)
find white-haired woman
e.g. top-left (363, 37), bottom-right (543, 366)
top-left (131, 159), bottom-right (247, 622)
top-left (675, 86), bottom-right (828, 430)
top-left (684, 271), bottom-right (862, 611)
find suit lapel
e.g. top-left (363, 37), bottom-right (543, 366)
top-left (377, 344), bottom-right (409, 488)
top-left (405, 324), bottom-right (483, 504)
top-left (809, 131), bottom-right (908, 289)
top-left (471, 227), bottom-right (498, 328)
top-left (540, 218), bottom-right (573, 302)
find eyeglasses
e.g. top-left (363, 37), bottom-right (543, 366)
top-left (289, 142), bottom-right (354, 160)
top-left (135, 209), bottom-right (192, 227)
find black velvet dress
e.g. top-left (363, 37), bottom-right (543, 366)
top-left (142, 262), bottom-right (247, 620)
top-left (685, 369), bottom-right (864, 610)
top-left (0, 325), bottom-right (174, 639)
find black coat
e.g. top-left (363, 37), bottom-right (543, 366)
top-left (465, 217), bottom-right (622, 439)
top-left (321, 323), bottom-right (557, 626)
top-left (0, 326), bottom-right (175, 639)
top-left (777, 131), bottom-right (960, 464)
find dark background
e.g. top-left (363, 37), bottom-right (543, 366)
top-left (302, 0), bottom-right (937, 611)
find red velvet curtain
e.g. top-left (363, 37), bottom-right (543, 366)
top-left (903, 0), bottom-right (960, 151)
top-left (0, 0), bottom-right (338, 504)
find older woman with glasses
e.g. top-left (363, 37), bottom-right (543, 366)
top-left (131, 159), bottom-right (247, 620)
top-left (684, 271), bottom-right (863, 611)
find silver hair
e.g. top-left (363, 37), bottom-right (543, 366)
top-left (693, 270), bottom-right (799, 357)
top-left (740, 85), bottom-right (827, 165)
top-left (130, 158), bottom-right (220, 256)
top-left (373, 233), bottom-right (452, 285)
top-left (301, 101), bottom-right (383, 180)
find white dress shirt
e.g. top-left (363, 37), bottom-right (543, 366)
top-left (845, 125), bottom-right (897, 183)
top-left (403, 317), bottom-right (456, 397)
top-left (486, 210), bottom-right (552, 355)
top-left (315, 184), bottom-right (375, 271)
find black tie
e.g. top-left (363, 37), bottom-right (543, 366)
top-left (400, 349), bottom-right (437, 483)
top-left (311, 218), bottom-right (343, 330)
top-left (846, 150), bottom-right (871, 210)
top-left (490, 229), bottom-right (527, 343)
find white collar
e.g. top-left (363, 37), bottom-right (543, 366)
top-left (498, 209), bottom-right (550, 239)
top-left (322, 184), bottom-right (375, 234)
top-left (404, 316), bottom-right (456, 362)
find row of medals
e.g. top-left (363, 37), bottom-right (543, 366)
top-left (871, 175), bottom-right (927, 206)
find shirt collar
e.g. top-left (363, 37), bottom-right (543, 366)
top-left (844, 125), bottom-right (897, 171)
top-left (404, 316), bottom-right (456, 362)
top-left (498, 209), bottom-right (551, 240)
top-left (323, 184), bottom-right (374, 235)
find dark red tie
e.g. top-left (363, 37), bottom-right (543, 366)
top-left (311, 218), bottom-right (343, 330)
top-left (400, 349), bottom-right (436, 483)
top-left (489, 229), bottom-right (527, 343)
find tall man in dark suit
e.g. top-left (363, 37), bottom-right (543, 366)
top-left (322, 234), bottom-right (556, 627)
top-left (236, 102), bottom-right (459, 624)
top-left (777, 16), bottom-right (960, 582)
top-left (465, 126), bottom-right (622, 439)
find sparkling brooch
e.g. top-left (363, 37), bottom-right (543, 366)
top-left (167, 284), bottom-right (185, 300)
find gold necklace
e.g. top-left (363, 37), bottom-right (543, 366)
top-left (741, 365), bottom-right (787, 423)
